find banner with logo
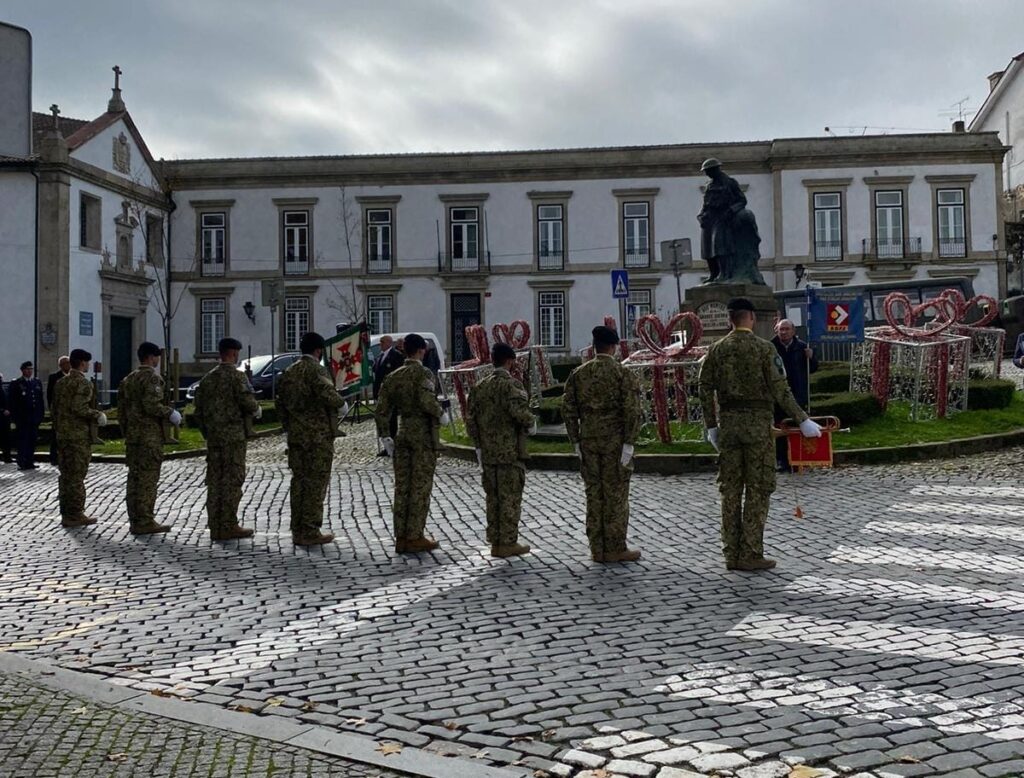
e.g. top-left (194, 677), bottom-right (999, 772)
top-left (324, 323), bottom-right (371, 394)
top-left (807, 287), bottom-right (865, 344)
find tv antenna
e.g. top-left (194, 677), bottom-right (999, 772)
top-left (939, 97), bottom-right (974, 124)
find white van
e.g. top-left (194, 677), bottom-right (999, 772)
top-left (367, 332), bottom-right (446, 370)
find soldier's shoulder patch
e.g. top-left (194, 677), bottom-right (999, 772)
top-left (773, 354), bottom-right (786, 376)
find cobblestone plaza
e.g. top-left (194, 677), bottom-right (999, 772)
top-left (2, 426), bottom-right (1024, 777)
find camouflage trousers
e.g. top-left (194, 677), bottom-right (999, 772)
top-left (392, 444), bottom-right (437, 541)
top-left (205, 442), bottom-right (247, 531)
top-left (288, 439), bottom-right (334, 538)
top-left (717, 411), bottom-right (777, 563)
top-left (481, 464), bottom-right (525, 546)
top-left (57, 442), bottom-right (91, 519)
top-left (125, 440), bottom-right (163, 525)
top-left (579, 439), bottom-right (632, 555)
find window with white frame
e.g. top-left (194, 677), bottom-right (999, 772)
top-left (200, 212), bottom-right (226, 274)
top-left (450, 207), bottom-right (479, 271)
top-left (623, 202), bottom-right (650, 267)
top-left (367, 295), bottom-right (394, 335)
top-left (538, 291), bottom-right (566, 348)
top-left (537, 204), bottom-right (564, 270)
top-left (813, 193), bottom-right (842, 260)
top-left (367, 209), bottom-right (392, 272)
top-left (284, 297), bottom-right (310, 352)
top-left (283, 211), bottom-right (309, 274)
top-left (937, 189), bottom-right (966, 257)
top-left (200, 298), bottom-right (226, 354)
top-left (874, 191), bottom-right (904, 258)
top-left (626, 289), bottom-right (652, 337)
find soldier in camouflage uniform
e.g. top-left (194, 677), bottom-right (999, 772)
top-left (52, 349), bottom-right (106, 528)
top-left (277, 331), bottom-right (345, 546)
top-left (118, 342), bottom-right (182, 535)
top-left (466, 343), bottom-right (535, 558)
top-left (375, 332), bottom-right (445, 554)
top-left (563, 326), bottom-right (643, 563)
top-left (194, 338), bottom-right (261, 541)
top-left (698, 298), bottom-right (821, 571)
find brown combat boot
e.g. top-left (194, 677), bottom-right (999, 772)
top-left (61, 515), bottom-right (97, 528)
top-left (596, 548), bottom-right (642, 563)
top-left (212, 525), bottom-right (255, 541)
top-left (293, 531), bottom-right (334, 546)
top-left (131, 521), bottom-right (171, 536)
top-left (395, 536), bottom-right (440, 553)
top-left (728, 557), bottom-right (777, 571)
top-left (491, 542), bottom-right (531, 558)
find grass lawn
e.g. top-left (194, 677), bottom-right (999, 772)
top-left (441, 394), bottom-right (1024, 455)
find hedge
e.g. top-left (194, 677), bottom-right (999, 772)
top-left (966, 379), bottom-right (1015, 411)
top-left (810, 367), bottom-right (851, 395)
top-left (550, 360), bottom-right (581, 383)
top-left (810, 392), bottom-right (883, 427)
top-left (536, 397), bottom-right (563, 426)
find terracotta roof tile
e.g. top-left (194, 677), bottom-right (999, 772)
top-left (31, 111), bottom-right (89, 149)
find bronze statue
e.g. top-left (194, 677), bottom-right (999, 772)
top-left (697, 158), bottom-right (766, 285)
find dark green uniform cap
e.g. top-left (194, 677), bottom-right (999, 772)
top-left (726, 298), bottom-right (755, 312)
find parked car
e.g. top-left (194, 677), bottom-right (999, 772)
top-left (185, 352), bottom-right (301, 400)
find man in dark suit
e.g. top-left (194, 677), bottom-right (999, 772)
top-left (46, 355), bottom-right (71, 465)
top-left (373, 336), bottom-right (405, 453)
top-left (0, 373), bottom-right (11, 463)
top-left (1012, 332), bottom-right (1024, 369)
top-left (9, 360), bottom-right (45, 470)
top-left (771, 319), bottom-right (819, 472)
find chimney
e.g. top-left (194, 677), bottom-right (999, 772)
top-left (988, 70), bottom-right (1005, 92)
top-left (952, 120), bottom-right (966, 133)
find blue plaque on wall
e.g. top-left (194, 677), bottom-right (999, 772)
top-left (79, 311), bottom-right (94, 337)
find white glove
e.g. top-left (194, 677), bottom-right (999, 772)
top-left (620, 443), bottom-right (634, 467)
top-left (530, 418), bottom-right (538, 436)
top-left (574, 444), bottom-right (581, 457)
top-left (341, 401), bottom-right (350, 418)
top-left (168, 410), bottom-right (182, 427)
top-left (381, 437), bottom-right (395, 457)
top-left (799, 418), bottom-right (823, 438)
top-left (706, 427), bottom-right (719, 452)
top-left (254, 405), bottom-right (263, 421)
top-left (97, 412), bottom-right (108, 428)
top-left (475, 448), bottom-right (483, 468)
top-left (439, 411), bottom-right (452, 426)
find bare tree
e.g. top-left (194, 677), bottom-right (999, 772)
top-left (322, 186), bottom-right (365, 326)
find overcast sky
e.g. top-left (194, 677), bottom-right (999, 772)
top-left (2, 0), bottom-right (1020, 160)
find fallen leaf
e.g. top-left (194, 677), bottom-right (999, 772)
top-left (345, 717), bottom-right (368, 726)
top-left (471, 750), bottom-right (490, 759)
top-left (105, 753), bottom-right (129, 763)
top-left (510, 735), bottom-right (534, 743)
top-left (229, 704), bottom-right (255, 714)
top-left (541, 728), bottom-right (557, 741)
top-left (149, 689), bottom-right (176, 698)
top-left (300, 701), bottom-right (318, 712)
top-left (533, 771), bottom-right (551, 778)
top-left (443, 721), bottom-right (459, 731)
top-left (896, 755), bottom-right (923, 764)
top-left (265, 697), bottom-right (285, 707)
top-left (377, 742), bottom-right (402, 756)
top-left (789, 768), bottom-right (826, 778)
top-left (70, 706), bottom-right (90, 715)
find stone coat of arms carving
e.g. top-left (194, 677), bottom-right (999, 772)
top-left (113, 131), bottom-right (131, 174)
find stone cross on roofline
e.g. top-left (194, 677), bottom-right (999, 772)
top-left (108, 64), bottom-right (125, 112)
top-left (113, 65), bottom-right (121, 90)
top-left (49, 104), bottom-right (60, 129)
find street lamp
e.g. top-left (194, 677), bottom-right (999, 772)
top-left (243, 300), bottom-right (256, 324)
top-left (793, 263), bottom-right (806, 287)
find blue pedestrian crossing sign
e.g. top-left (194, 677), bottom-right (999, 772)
top-left (611, 269), bottom-right (630, 299)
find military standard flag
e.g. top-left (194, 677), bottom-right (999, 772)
top-left (325, 324), bottom-right (371, 393)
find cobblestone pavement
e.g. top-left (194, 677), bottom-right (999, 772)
top-left (1, 423), bottom-right (1024, 777)
top-left (0, 670), bottom-right (403, 777)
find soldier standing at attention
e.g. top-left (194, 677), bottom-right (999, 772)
top-left (375, 332), bottom-right (446, 554)
top-left (277, 331), bottom-right (344, 547)
top-left (466, 342), bottom-right (535, 558)
top-left (118, 342), bottom-right (182, 535)
top-left (562, 325), bottom-right (643, 563)
top-left (52, 349), bottom-right (106, 527)
top-left (193, 337), bottom-right (261, 542)
top-left (698, 298), bottom-right (821, 571)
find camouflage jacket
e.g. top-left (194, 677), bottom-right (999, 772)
top-left (53, 370), bottom-right (101, 445)
top-left (374, 359), bottom-right (442, 450)
top-left (277, 355), bottom-right (345, 447)
top-left (193, 363), bottom-right (260, 445)
top-left (562, 354), bottom-right (642, 445)
top-left (466, 368), bottom-right (534, 465)
top-left (697, 328), bottom-right (808, 428)
top-left (118, 365), bottom-right (173, 445)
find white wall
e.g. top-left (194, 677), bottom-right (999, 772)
top-left (974, 68), bottom-right (1024, 194)
top-left (70, 118), bottom-right (161, 189)
top-left (0, 172), bottom-right (36, 377)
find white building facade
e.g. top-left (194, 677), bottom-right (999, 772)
top-left (970, 50), bottom-right (1024, 219)
top-left (164, 132), bottom-right (1008, 370)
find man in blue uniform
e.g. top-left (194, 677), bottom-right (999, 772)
top-left (9, 361), bottom-right (44, 470)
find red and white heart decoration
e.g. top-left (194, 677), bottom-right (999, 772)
top-left (635, 312), bottom-right (704, 357)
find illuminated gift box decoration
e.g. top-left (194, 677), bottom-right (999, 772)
top-left (923, 288), bottom-right (1005, 378)
top-left (850, 292), bottom-right (971, 421)
top-left (490, 320), bottom-right (553, 404)
top-left (622, 312), bottom-right (707, 443)
top-left (438, 324), bottom-right (493, 421)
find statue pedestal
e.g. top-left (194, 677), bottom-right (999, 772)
top-left (683, 284), bottom-right (778, 342)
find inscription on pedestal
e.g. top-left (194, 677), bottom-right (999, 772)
top-left (697, 301), bottom-right (729, 330)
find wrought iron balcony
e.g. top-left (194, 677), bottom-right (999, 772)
top-left (200, 257), bottom-right (225, 276)
top-left (813, 241), bottom-right (843, 261)
top-left (861, 237), bottom-right (922, 260)
top-left (367, 253), bottom-right (392, 274)
top-left (442, 254), bottom-right (482, 273)
top-left (938, 237), bottom-right (967, 258)
top-left (624, 249), bottom-right (650, 268)
top-left (538, 251), bottom-right (564, 271)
